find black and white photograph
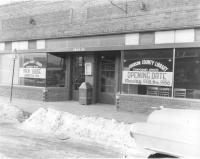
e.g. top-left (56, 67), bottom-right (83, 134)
top-left (0, 0), bottom-right (200, 158)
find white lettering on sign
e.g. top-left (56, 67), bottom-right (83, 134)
top-left (19, 68), bottom-right (46, 79)
top-left (122, 71), bottom-right (173, 86)
top-left (141, 60), bottom-right (155, 65)
top-left (154, 61), bottom-right (168, 72)
top-left (128, 60), bottom-right (169, 72)
top-left (23, 60), bottom-right (43, 67)
top-left (73, 48), bottom-right (85, 51)
top-left (129, 61), bottom-right (141, 69)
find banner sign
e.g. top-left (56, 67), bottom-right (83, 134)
top-left (19, 60), bottom-right (46, 79)
top-left (122, 71), bottom-right (173, 86)
top-left (23, 60), bottom-right (43, 68)
top-left (128, 59), bottom-right (171, 72)
top-left (19, 68), bottom-right (46, 79)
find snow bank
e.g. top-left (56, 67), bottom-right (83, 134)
top-left (0, 152), bottom-right (13, 159)
top-left (22, 108), bottom-right (139, 154)
top-left (0, 103), bottom-right (28, 123)
top-left (21, 107), bottom-right (63, 132)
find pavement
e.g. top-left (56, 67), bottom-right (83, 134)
top-left (0, 123), bottom-right (125, 158)
top-left (0, 96), bottom-right (149, 124)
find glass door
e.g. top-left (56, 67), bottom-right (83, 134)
top-left (72, 55), bottom-right (85, 100)
top-left (98, 54), bottom-right (117, 104)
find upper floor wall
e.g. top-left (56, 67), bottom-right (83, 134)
top-left (0, 0), bottom-right (200, 41)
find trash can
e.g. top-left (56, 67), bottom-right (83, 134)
top-left (79, 82), bottom-right (92, 105)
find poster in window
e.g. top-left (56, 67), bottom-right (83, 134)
top-left (122, 71), bottom-right (173, 86)
top-left (122, 59), bottom-right (173, 86)
top-left (19, 60), bottom-right (46, 79)
top-left (85, 62), bottom-right (92, 75)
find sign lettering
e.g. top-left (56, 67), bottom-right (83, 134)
top-left (128, 59), bottom-right (170, 72)
top-left (19, 60), bottom-right (46, 79)
top-left (19, 68), bottom-right (46, 79)
top-left (122, 71), bottom-right (173, 86)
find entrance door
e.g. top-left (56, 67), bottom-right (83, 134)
top-left (98, 53), bottom-right (119, 104)
top-left (72, 55), bottom-right (85, 100)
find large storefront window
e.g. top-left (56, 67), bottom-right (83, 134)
top-left (174, 48), bottom-right (200, 99)
top-left (122, 48), bottom-right (200, 100)
top-left (19, 53), bottom-right (46, 87)
top-left (46, 53), bottom-right (66, 87)
top-left (122, 49), bottom-right (173, 97)
top-left (19, 53), bottom-right (66, 87)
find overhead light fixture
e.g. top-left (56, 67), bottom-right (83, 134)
top-left (29, 18), bottom-right (36, 25)
top-left (139, 2), bottom-right (146, 10)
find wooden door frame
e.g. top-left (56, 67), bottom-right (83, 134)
top-left (97, 51), bottom-right (121, 104)
top-left (70, 54), bottom-right (86, 101)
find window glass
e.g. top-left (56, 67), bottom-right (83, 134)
top-left (19, 53), bottom-right (46, 87)
top-left (72, 55), bottom-right (85, 90)
top-left (100, 55), bottom-right (115, 93)
top-left (122, 49), bottom-right (173, 97)
top-left (0, 54), bottom-right (19, 85)
top-left (46, 53), bottom-right (66, 87)
top-left (174, 48), bottom-right (200, 99)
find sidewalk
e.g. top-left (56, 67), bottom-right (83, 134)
top-left (0, 96), bottom-right (149, 124)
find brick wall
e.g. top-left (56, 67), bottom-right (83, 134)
top-left (45, 87), bottom-right (70, 102)
top-left (2, 11), bottom-right (71, 31)
top-left (119, 94), bottom-right (200, 113)
top-left (0, 85), bottom-right (44, 100)
top-left (0, 85), bottom-right (70, 101)
top-left (0, 0), bottom-right (199, 41)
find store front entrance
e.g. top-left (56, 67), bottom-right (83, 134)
top-left (70, 52), bottom-right (120, 104)
top-left (97, 52), bottom-right (120, 104)
top-left (72, 55), bottom-right (86, 101)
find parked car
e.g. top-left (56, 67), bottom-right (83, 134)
top-left (131, 108), bottom-right (200, 158)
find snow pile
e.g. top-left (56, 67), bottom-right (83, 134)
top-left (21, 108), bottom-right (63, 132)
top-left (0, 103), bottom-right (28, 123)
top-left (22, 108), bottom-right (138, 153)
top-left (59, 114), bottom-right (136, 150)
top-left (0, 152), bottom-right (13, 159)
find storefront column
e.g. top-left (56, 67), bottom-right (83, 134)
top-left (85, 53), bottom-right (97, 103)
top-left (171, 48), bottom-right (175, 97)
top-left (61, 54), bottom-right (71, 100)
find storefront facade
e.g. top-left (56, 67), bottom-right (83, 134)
top-left (0, 0), bottom-right (200, 112)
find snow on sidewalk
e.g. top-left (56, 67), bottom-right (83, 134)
top-left (0, 152), bottom-right (12, 159)
top-left (21, 107), bottom-right (141, 156)
top-left (0, 103), bottom-right (29, 123)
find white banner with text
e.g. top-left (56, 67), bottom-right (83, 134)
top-left (19, 68), bottom-right (46, 79)
top-left (122, 71), bottom-right (173, 86)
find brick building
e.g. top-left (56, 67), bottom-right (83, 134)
top-left (0, 0), bottom-right (200, 112)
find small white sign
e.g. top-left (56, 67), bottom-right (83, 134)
top-left (12, 41), bottom-right (28, 51)
top-left (155, 31), bottom-right (175, 44)
top-left (125, 33), bottom-right (139, 45)
top-left (122, 71), bottom-right (173, 86)
top-left (175, 29), bottom-right (194, 43)
top-left (85, 63), bottom-right (92, 75)
top-left (0, 43), bottom-right (5, 51)
top-left (36, 40), bottom-right (45, 49)
top-left (19, 68), bottom-right (46, 79)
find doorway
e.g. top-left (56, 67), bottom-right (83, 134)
top-left (72, 55), bottom-right (85, 100)
top-left (97, 52), bottom-right (120, 104)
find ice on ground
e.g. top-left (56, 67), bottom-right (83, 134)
top-left (0, 103), bottom-right (28, 123)
top-left (21, 108), bottom-right (141, 156)
top-left (0, 152), bottom-right (13, 159)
